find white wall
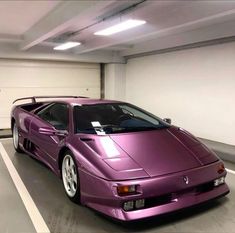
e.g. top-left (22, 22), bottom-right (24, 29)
top-left (105, 63), bottom-right (126, 101)
top-left (125, 42), bottom-right (235, 145)
top-left (0, 59), bottom-right (100, 128)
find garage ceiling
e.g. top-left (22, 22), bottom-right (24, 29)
top-left (1, 0), bottom-right (235, 62)
top-left (0, 1), bottom-right (60, 35)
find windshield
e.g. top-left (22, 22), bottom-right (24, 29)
top-left (74, 103), bottom-right (168, 134)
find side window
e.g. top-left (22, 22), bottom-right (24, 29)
top-left (37, 103), bottom-right (69, 130)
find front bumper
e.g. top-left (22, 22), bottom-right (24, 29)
top-left (79, 161), bottom-right (230, 221)
top-left (114, 183), bottom-right (229, 221)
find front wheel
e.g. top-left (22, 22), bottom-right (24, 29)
top-left (62, 151), bottom-right (80, 203)
top-left (13, 123), bottom-right (23, 153)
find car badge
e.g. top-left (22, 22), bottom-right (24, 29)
top-left (183, 176), bottom-right (189, 185)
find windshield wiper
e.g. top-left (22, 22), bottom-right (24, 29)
top-left (117, 125), bottom-right (168, 132)
top-left (80, 124), bottom-right (124, 134)
top-left (79, 124), bottom-right (168, 134)
top-left (101, 124), bottom-right (125, 129)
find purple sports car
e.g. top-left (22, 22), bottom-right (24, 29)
top-left (11, 96), bottom-right (229, 221)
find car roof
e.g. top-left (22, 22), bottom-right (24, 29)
top-left (50, 97), bottom-right (125, 106)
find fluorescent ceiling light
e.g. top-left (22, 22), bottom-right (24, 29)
top-left (53, 42), bottom-right (81, 50)
top-left (94, 19), bottom-right (146, 36)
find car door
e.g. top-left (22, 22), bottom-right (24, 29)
top-left (30, 103), bottom-right (69, 167)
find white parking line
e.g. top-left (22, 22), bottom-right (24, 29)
top-left (0, 137), bottom-right (13, 141)
top-left (0, 142), bottom-right (50, 233)
top-left (226, 168), bottom-right (235, 175)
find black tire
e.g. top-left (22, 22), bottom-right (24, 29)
top-left (61, 150), bottom-right (80, 203)
top-left (12, 122), bottom-right (23, 153)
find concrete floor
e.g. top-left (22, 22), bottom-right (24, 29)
top-left (0, 138), bottom-right (234, 233)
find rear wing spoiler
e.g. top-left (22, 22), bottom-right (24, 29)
top-left (13, 96), bottom-right (88, 104)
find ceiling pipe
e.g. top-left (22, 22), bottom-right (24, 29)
top-left (55, 0), bottom-right (147, 42)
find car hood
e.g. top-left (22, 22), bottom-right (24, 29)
top-left (109, 127), bottom-right (218, 177)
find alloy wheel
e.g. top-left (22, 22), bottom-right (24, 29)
top-left (13, 123), bottom-right (19, 150)
top-left (62, 154), bottom-right (78, 197)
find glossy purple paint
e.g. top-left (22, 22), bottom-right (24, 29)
top-left (11, 97), bottom-right (229, 221)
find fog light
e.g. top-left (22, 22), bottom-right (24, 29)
top-left (214, 177), bottom-right (225, 187)
top-left (135, 199), bottom-right (145, 209)
top-left (123, 201), bottom-right (134, 211)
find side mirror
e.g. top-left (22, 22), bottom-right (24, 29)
top-left (39, 127), bottom-right (68, 136)
top-left (163, 118), bottom-right (172, 124)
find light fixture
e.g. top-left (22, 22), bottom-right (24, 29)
top-left (123, 201), bottom-right (134, 211)
top-left (217, 163), bottom-right (225, 174)
top-left (214, 177), bottom-right (225, 187)
top-left (53, 42), bottom-right (81, 50)
top-left (135, 199), bottom-right (145, 209)
top-left (94, 19), bottom-right (146, 36)
top-left (117, 185), bottom-right (137, 196)
top-left (123, 199), bottom-right (145, 211)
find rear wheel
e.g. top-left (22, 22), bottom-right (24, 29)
top-left (13, 123), bottom-right (23, 153)
top-left (62, 151), bottom-right (80, 203)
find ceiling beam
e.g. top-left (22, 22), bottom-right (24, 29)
top-left (0, 34), bottom-right (22, 43)
top-left (74, 8), bottom-right (235, 54)
top-left (122, 18), bottom-right (235, 57)
top-left (20, 0), bottom-right (115, 51)
top-left (103, 45), bottom-right (133, 51)
top-left (0, 43), bottom-right (125, 63)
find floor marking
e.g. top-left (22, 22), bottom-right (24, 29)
top-left (226, 168), bottom-right (235, 175)
top-left (0, 142), bottom-right (50, 233)
top-left (0, 137), bottom-right (13, 141)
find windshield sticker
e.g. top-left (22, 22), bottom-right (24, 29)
top-left (91, 121), bottom-right (106, 135)
top-left (91, 121), bottom-right (102, 127)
